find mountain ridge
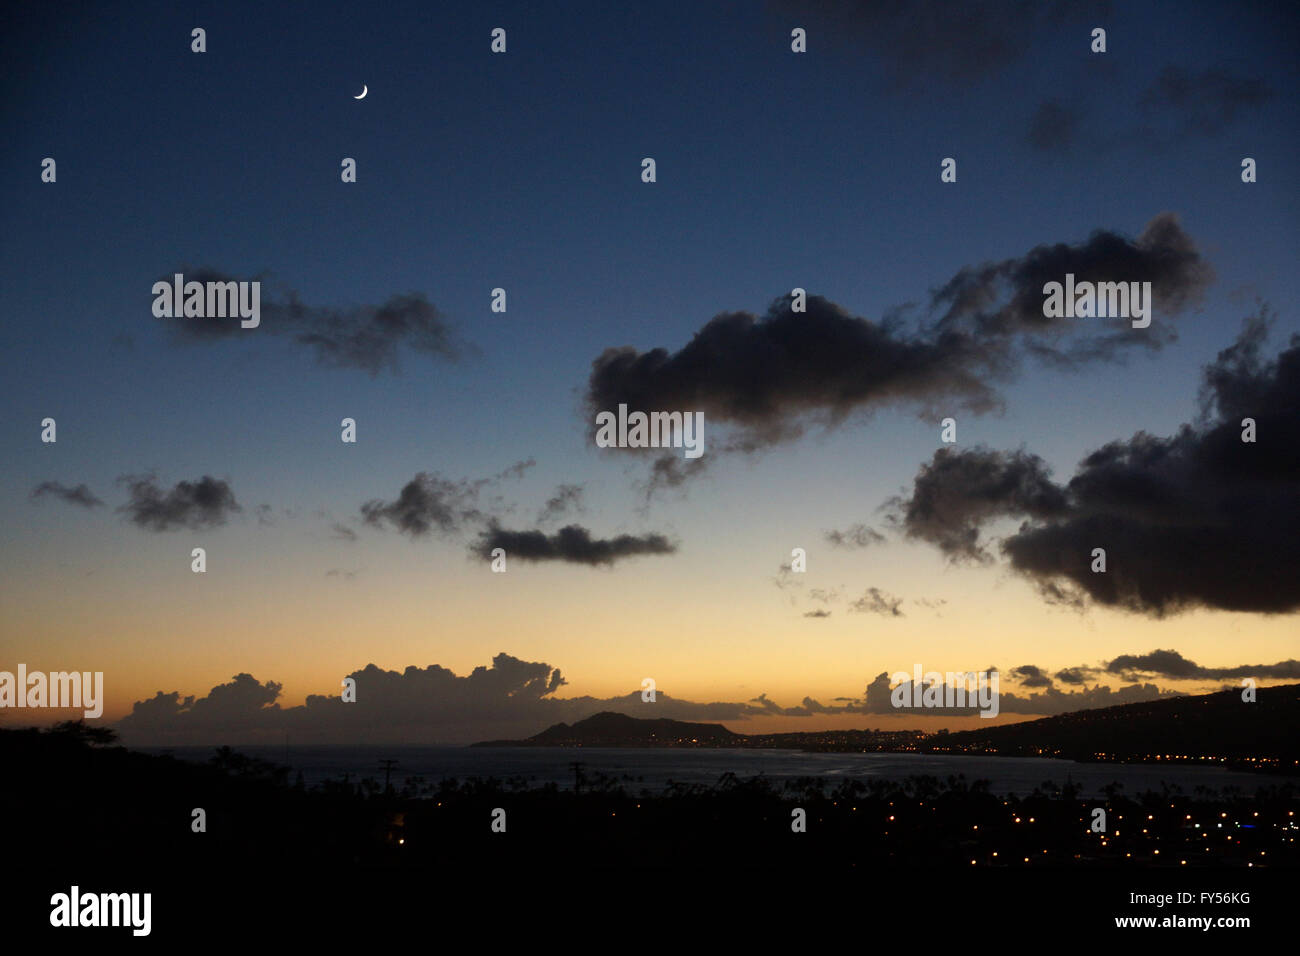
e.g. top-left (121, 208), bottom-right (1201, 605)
top-left (472, 684), bottom-right (1299, 771)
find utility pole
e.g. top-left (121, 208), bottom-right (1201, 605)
top-left (379, 759), bottom-right (400, 795)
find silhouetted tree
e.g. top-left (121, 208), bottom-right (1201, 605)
top-left (48, 720), bottom-right (117, 746)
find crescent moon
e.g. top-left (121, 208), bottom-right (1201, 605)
top-left (354, 84), bottom-right (368, 100)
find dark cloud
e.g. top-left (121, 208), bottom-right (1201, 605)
top-left (157, 268), bottom-right (474, 375)
top-left (290, 292), bottom-right (467, 374)
top-left (538, 484), bottom-right (585, 523)
top-left (824, 523), bottom-right (886, 549)
top-left (1106, 649), bottom-right (1300, 682)
top-left (473, 524), bottom-right (677, 566)
top-left (773, 0), bottom-right (1108, 86)
top-left (1139, 66), bottom-right (1274, 137)
top-left (118, 674), bottom-right (283, 738)
top-left (253, 504), bottom-right (275, 527)
top-left (115, 653), bottom-right (853, 745)
top-left (117, 474), bottom-right (241, 532)
top-left (887, 446), bottom-right (1069, 563)
top-left (30, 481), bottom-right (103, 509)
top-left (1003, 315), bottom-right (1300, 615)
top-left (1054, 666), bottom-right (1100, 685)
top-left (330, 522), bottom-right (358, 542)
top-left (152, 268), bottom-right (263, 342)
top-left (848, 587), bottom-right (904, 617)
top-left (1011, 652), bottom-right (1300, 688)
top-left (114, 650), bottom-right (1256, 746)
top-left (360, 460), bottom-right (534, 538)
top-left (803, 609), bottom-right (832, 618)
top-left (929, 213), bottom-right (1212, 362)
top-left (1010, 664), bottom-right (1053, 688)
top-left (588, 216), bottom-right (1208, 491)
top-left (892, 311), bottom-right (1300, 615)
top-left (588, 293), bottom-right (998, 453)
top-left (361, 473), bottom-right (486, 537)
top-left (638, 453), bottom-right (712, 504)
top-left (862, 671), bottom-right (1181, 716)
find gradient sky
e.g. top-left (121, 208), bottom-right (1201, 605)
top-left (2, 0), bottom-right (1297, 742)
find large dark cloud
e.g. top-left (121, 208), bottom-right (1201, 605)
top-left (886, 447), bottom-right (1069, 563)
top-left (117, 474), bottom-right (241, 532)
top-left (157, 268), bottom-right (474, 375)
top-left (587, 216), bottom-right (1210, 478)
top-left (1009, 651), bottom-right (1300, 688)
top-left (114, 651), bottom-right (1237, 745)
top-left (588, 294), bottom-right (997, 448)
top-left (473, 524), bottom-right (677, 566)
top-left (1106, 649), bottom-right (1300, 682)
top-left (892, 312), bottom-right (1300, 615)
top-left (119, 674), bottom-right (284, 739)
top-left (115, 653), bottom-right (846, 745)
top-left (929, 212), bottom-right (1212, 361)
top-left (30, 481), bottom-right (102, 509)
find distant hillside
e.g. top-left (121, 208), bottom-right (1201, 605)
top-left (937, 683), bottom-right (1298, 769)
top-left (474, 711), bottom-right (743, 747)
top-left (473, 685), bottom-right (1300, 771)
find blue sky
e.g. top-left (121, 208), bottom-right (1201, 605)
top-left (2, 0), bottom-right (1297, 741)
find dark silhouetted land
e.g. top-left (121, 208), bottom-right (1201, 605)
top-left (474, 684), bottom-right (1299, 774)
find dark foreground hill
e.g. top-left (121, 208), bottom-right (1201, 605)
top-left (938, 683), bottom-right (1298, 769)
top-left (6, 718), bottom-right (1298, 940)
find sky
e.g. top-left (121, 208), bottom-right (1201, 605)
top-left (1, 0), bottom-right (1297, 744)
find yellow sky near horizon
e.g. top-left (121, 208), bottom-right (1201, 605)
top-left (3, 547), bottom-right (1295, 726)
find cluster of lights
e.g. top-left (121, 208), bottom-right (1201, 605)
top-left (391, 786), bottom-right (1295, 869)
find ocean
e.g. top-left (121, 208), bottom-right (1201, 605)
top-left (139, 745), bottom-right (1280, 797)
